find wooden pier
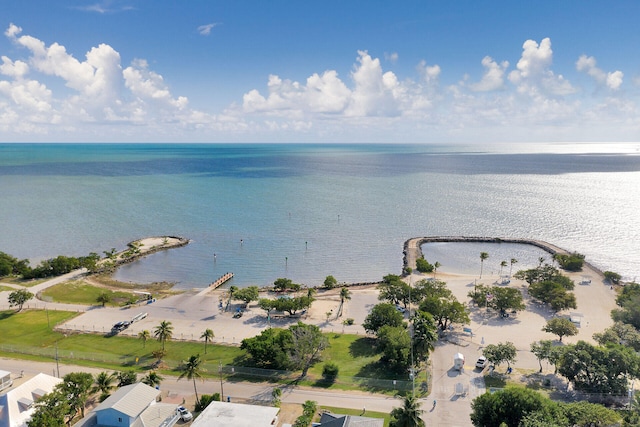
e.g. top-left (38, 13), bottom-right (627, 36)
top-left (210, 272), bottom-right (234, 289)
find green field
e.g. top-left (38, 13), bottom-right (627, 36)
top-left (0, 309), bottom-right (405, 394)
top-left (40, 281), bottom-right (139, 306)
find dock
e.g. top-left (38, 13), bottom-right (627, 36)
top-left (210, 272), bottom-right (234, 289)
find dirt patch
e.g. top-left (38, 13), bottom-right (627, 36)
top-left (276, 403), bottom-right (303, 426)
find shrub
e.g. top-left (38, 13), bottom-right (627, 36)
top-left (416, 257), bottom-right (434, 273)
top-left (195, 393), bottom-right (220, 411)
top-left (343, 318), bottom-right (354, 326)
top-left (322, 362), bottom-right (339, 382)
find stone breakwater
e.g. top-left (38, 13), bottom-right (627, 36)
top-left (402, 236), bottom-right (604, 278)
top-left (100, 236), bottom-right (190, 270)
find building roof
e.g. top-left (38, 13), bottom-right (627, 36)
top-left (94, 383), bottom-right (160, 419)
top-left (191, 401), bottom-right (279, 427)
top-left (0, 373), bottom-right (62, 427)
top-left (319, 412), bottom-right (385, 427)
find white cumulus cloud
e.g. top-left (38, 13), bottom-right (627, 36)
top-left (469, 56), bottom-right (509, 92)
top-left (576, 54), bottom-right (623, 90)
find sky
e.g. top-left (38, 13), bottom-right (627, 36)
top-left (1, 0), bottom-right (640, 143)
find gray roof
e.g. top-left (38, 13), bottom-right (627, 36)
top-left (319, 413), bottom-right (384, 427)
top-left (94, 383), bottom-right (160, 418)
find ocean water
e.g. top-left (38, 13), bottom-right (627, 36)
top-left (1, 142), bottom-right (639, 288)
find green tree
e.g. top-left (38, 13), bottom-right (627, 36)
top-left (499, 260), bottom-right (507, 276)
top-left (415, 257), bottom-right (434, 273)
top-left (27, 390), bottom-right (69, 427)
top-left (529, 280), bottom-right (577, 312)
top-left (271, 387), bottom-right (282, 407)
top-left (271, 295), bottom-right (314, 315)
top-left (479, 252), bottom-right (489, 278)
top-left (240, 327), bottom-right (291, 369)
top-left (8, 289), bottom-right (33, 312)
top-left (412, 311), bottom-right (438, 363)
top-left (154, 320), bottom-right (173, 350)
top-left (603, 271), bottom-right (622, 285)
top-left (562, 401), bottom-right (621, 427)
top-left (178, 354), bottom-right (205, 406)
top-left (116, 370), bottom-right (137, 387)
top-left (91, 371), bottom-right (115, 401)
top-left (433, 261), bottom-right (441, 278)
top-left (483, 342), bottom-right (517, 371)
top-left (553, 252), bottom-right (585, 271)
top-left (530, 340), bottom-right (554, 373)
top-left (542, 317), bottom-right (578, 342)
top-left (419, 295), bottom-right (469, 331)
top-left (323, 275), bottom-right (338, 289)
top-left (378, 274), bottom-right (411, 307)
top-left (338, 286), bottom-right (351, 317)
top-left (273, 278), bottom-right (301, 292)
top-left (363, 303), bottom-right (405, 334)
top-left (489, 286), bottom-right (525, 314)
top-left (201, 328), bottom-right (215, 354)
top-left (509, 258), bottom-right (518, 277)
top-left (287, 322), bottom-right (329, 377)
top-left (378, 325), bottom-right (412, 371)
top-left (593, 321), bottom-right (640, 351)
top-left (389, 394), bottom-right (425, 427)
top-left (96, 292), bottom-right (111, 307)
top-left (232, 286), bottom-right (259, 304)
top-left (138, 330), bottom-right (150, 348)
top-left (471, 387), bottom-right (556, 427)
top-left (322, 362), bottom-right (339, 383)
top-left (141, 371), bottom-right (163, 388)
top-left (59, 372), bottom-right (93, 419)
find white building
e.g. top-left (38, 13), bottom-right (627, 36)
top-left (191, 401), bottom-right (279, 427)
top-left (0, 372), bottom-right (62, 427)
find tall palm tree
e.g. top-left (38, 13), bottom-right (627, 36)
top-left (91, 371), bottom-right (115, 398)
top-left (138, 330), bottom-right (150, 348)
top-left (499, 260), bottom-right (507, 276)
top-left (141, 371), bottom-right (163, 388)
top-left (509, 258), bottom-right (518, 277)
top-left (201, 328), bottom-right (214, 354)
top-left (479, 252), bottom-right (489, 278)
top-left (433, 261), bottom-right (441, 278)
top-left (154, 321), bottom-right (173, 350)
top-left (178, 354), bottom-right (205, 406)
top-left (389, 394), bottom-right (425, 427)
top-left (338, 287), bottom-right (351, 317)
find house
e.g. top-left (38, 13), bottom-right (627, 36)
top-left (0, 372), bottom-right (62, 427)
top-left (82, 382), bottom-right (178, 427)
top-left (317, 412), bottom-right (385, 427)
top-left (191, 401), bottom-right (279, 427)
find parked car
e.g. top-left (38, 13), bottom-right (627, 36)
top-left (395, 305), bottom-right (406, 313)
top-left (475, 356), bottom-right (488, 369)
top-left (177, 406), bottom-right (192, 421)
top-left (111, 321), bottom-right (131, 333)
top-left (233, 308), bottom-right (244, 318)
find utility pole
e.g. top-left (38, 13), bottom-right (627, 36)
top-left (219, 361), bottom-right (224, 402)
top-left (55, 341), bottom-right (60, 378)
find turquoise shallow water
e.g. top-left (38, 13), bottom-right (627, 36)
top-left (1, 142), bottom-right (639, 288)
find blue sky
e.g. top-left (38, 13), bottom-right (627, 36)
top-left (1, 0), bottom-right (640, 143)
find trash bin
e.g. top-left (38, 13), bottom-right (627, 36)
top-left (227, 396), bottom-right (231, 402)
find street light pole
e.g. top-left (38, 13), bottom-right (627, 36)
top-left (219, 361), bottom-right (224, 402)
top-left (55, 341), bottom-right (60, 378)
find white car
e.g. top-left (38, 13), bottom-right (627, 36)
top-left (475, 356), bottom-right (488, 369)
top-left (177, 406), bottom-right (193, 421)
top-left (396, 305), bottom-right (406, 313)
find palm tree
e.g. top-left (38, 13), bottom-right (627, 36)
top-left (154, 321), bottom-right (173, 350)
top-left (141, 371), bottom-right (163, 388)
top-left (433, 261), bottom-right (441, 278)
top-left (201, 328), bottom-right (215, 354)
top-left (178, 354), bottom-right (205, 406)
top-left (91, 371), bottom-right (115, 399)
top-left (138, 330), bottom-right (150, 348)
top-left (509, 258), bottom-right (518, 277)
top-left (389, 394), bottom-right (425, 427)
top-left (338, 287), bottom-right (351, 317)
top-left (479, 252), bottom-right (489, 278)
top-left (499, 260), bottom-right (507, 276)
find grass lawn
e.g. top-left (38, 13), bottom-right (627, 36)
top-left (0, 285), bottom-right (15, 292)
top-left (318, 406), bottom-right (391, 426)
top-left (0, 277), bottom-right (48, 287)
top-left (40, 280), bottom-right (138, 306)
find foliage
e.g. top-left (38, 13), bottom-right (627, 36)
top-left (273, 278), bottom-right (301, 292)
top-left (22, 253), bottom-right (101, 279)
top-left (529, 281), bottom-right (577, 312)
top-left (154, 320), bottom-right (173, 350)
top-left (293, 400), bottom-right (317, 427)
top-left (59, 372), bottom-right (94, 419)
top-left (96, 292), bottom-right (111, 307)
top-left (8, 289), bottom-right (34, 312)
top-left (389, 394), bottom-right (425, 427)
top-left (287, 322), bottom-right (329, 377)
top-left (28, 389), bottom-right (70, 427)
top-left (593, 321), bottom-right (640, 351)
top-left (337, 287), bottom-right (351, 317)
top-left (201, 328), bottom-right (215, 354)
top-left (530, 340), bottom-right (554, 373)
top-left (542, 317), bottom-right (578, 342)
top-left (323, 275), bottom-right (338, 289)
top-left (178, 354), bottom-right (205, 405)
top-left (322, 362), bottom-right (339, 382)
top-left (553, 252), bottom-right (585, 271)
top-left (138, 330), bottom-right (151, 348)
top-left (479, 252), bottom-right (489, 278)
top-left (471, 387), bottom-right (560, 427)
top-left (240, 327), bottom-right (292, 369)
top-left (377, 274), bottom-right (412, 307)
top-left (468, 285), bottom-right (525, 314)
top-left (377, 325), bottom-right (411, 371)
top-left (91, 371), bottom-right (115, 399)
top-left (514, 264), bottom-right (565, 285)
top-left (411, 311), bottom-right (438, 363)
top-left (362, 303), bottom-right (405, 334)
top-left (232, 286), bottom-right (259, 304)
top-left (269, 295), bottom-right (314, 315)
top-left (141, 371), bottom-right (163, 388)
top-left (343, 318), bottom-right (354, 326)
top-left (415, 257), bottom-right (434, 273)
top-left (0, 251), bottom-right (30, 277)
top-left (558, 341), bottom-right (640, 394)
top-left (483, 342), bottom-right (517, 370)
top-left (116, 370), bottom-right (137, 387)
top-left (603, 271), bottom-right (622, 285)
top-left (271, 387), bottom-right (282, 407)
top-left (195, 394), bottom-right (219, 411)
